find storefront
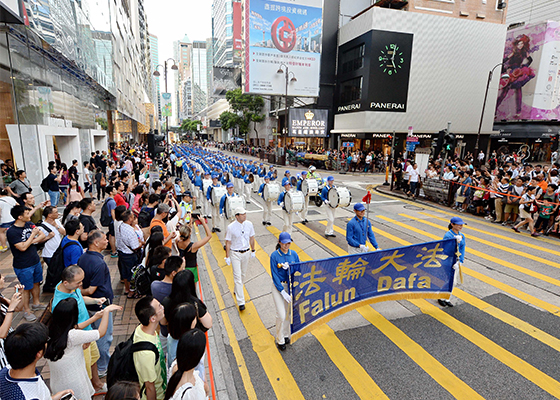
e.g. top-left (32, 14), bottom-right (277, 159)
top-left (286, 108), bottom-right (329, 150)
top-left (490, 123), bottom-right (560, 162)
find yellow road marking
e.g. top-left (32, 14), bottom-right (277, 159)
top-left (291, 224), bottom-right (484, 399)
top-left (410, 299), bottom-right (560, 397)
top-left (207, 234), bottom-right (305, 400)
top-left (453, 289), bottom-right (560, 353)
top-left (405, 212), bottom-right (560, 269)
top-left (267, 226), bottom-right (388, 399)
top-left (418, 211), bottom-right (560, 257)
top-left (375, 215), bottom-right (560, 316)
top-left (318, 220), bottom-right (411, 247)
top-left (195, 227), bottom-right (258, 400)
top-left (294, 223), bottom-right (346, 256)
top-left (398, 213), bottom-right (560, 288)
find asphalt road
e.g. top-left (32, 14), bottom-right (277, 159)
top-left (193, 153), bottom-right (560, 400)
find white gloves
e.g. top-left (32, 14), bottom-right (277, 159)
top-left (455, 235), bottom-right (462, 244)
top-left (225, 257), bottom-right (231, 265)
top-left (251, 251), bottom-right (256, 258)
top-left (281, 290), bottom-right (292, 304)
top-left (323, 200), bottom-right (329, 205)
top-left (359, 244), bottom-right (369, 251)
top-left (376, 247), bottom-right (382, 251)
top-left (279, 202), bottom-right (284, 208)
top-left (281, 262), bottom-right (290, 270)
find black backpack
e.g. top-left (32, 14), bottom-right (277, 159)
top-left (106, 331), bottom-right (159, 389)
top-left (43, 241), bottom-right (81, 293)
top-left (40, 177), bottom-right (49, 193)
top-left (36, 223), bottom-right (52, 252)
top-left (137, 207), bottom-right (154, 228)
top-left (100, 198), bottom-right (113, 227)
top-left (131, 264), bottom-right (153, 296)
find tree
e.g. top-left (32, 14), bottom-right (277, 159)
top-left (220, 89), bottom-right (265, 143)
top-left (180, 119), bottom-right (202, 135)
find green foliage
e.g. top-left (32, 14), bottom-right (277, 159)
top-left (95, 117), bottom-right (108, 130)
top-left (220, 89), bottom-right (265, 141)
top-left (180, 119), bottom-right (203, 133)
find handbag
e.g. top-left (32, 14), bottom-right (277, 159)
top-left (38, 298), bottom-right (54, 326)
top-left (456, 195), bottom-right (466, 203)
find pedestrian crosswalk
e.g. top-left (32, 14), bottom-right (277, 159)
top-left (194, 200), bottom-right (560, 399)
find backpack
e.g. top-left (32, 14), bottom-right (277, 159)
top-left (40, 177), bottom-right (49, 193)
top-left (43, 241), bottom-right (81, 293)
top-left (106, 331), bottom-right (159, 389)
top-left (100, 198), bottom-right (113, 227)
top-left (130, 264), bottom-right (152, 296)
top-left (36, 223), bottom-right (52, 252)
top-left (137, 206), bottom-right (154, 228)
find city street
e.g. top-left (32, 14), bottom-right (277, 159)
top-left (192, 165), bottom-right (560, 400)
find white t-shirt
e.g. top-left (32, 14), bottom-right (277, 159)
top-left (168, 370), bottom-right (207, 400)
top-left (39, 220), bottom-right (63, 258)
top-left (225, 220), bottom-right (255, 251)
top-left (409, 167), bottom-right (419, 183)
top-left (0, 196), bottom-right (17, 224)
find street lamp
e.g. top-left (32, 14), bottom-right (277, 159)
top-left (277, 63), bottom-right (297, 160)
top-left (154, 58), bottom-right (179, 151)
top-left (475, 63), bottom-right (510, 163)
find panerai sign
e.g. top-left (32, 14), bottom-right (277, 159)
top-left (289, 109), bottom-right (329, 137)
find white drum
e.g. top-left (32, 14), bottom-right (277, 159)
top-left (285, 191), bottom-right (305, 213)
top-left (328, 187), bottom-right (352, 208)
top-left (211, 186), bottom-right (227, 205)
top-left (202, 179), bottom-right (212, 196)
top-left (301, 179), bottom-right (318, 196)
top-left (225, 196), bottom-right (245, 220)
top-left (263, 183), bottom-right (281, 202)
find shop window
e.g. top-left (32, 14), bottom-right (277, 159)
top-left (341, 43), bottom-right (365, 74)
top-left (340, 76), bottom-right (362, 104)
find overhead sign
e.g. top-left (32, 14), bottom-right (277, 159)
top-left (290, 239), bottom-right (458, 342)
top-left (244, 0), bottom-right (324, 97)
top-left (406, 136), bottom-right (419, 142)
top-left (288, 108), bottom-right (328, 137)
top-left (343, 142), bottom-right (354, 148)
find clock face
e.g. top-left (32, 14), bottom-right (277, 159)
top-left (378, 44), bottom-right (405, 75)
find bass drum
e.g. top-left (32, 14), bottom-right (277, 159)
top-left (224, 196), bottom-right (245, 220)
top-left (301, 179), bottom-right (318, 196)
top-left (263, 183), bottom-right (281, 202)
top-left (328, 187), bottom-right (352, 208)
top-left (202, 179), bottom-right (212, 196)
top-left (211, 186), bottom-right (227, 206)
top-left (285, 191), bottom-right (305, 213)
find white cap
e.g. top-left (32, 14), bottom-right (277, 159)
top-left (234, 207), bottom-right (246, 215)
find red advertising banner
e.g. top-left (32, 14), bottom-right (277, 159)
top-left (233, 1), bottom-right (242, 51)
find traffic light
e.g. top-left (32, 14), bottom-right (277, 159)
top-left (393, 135), bottom-right (400, 150)
top-left (386, 135), bottom-right (393, 146)
top-left (442, 131), bottom-right (456, 155)
top-left (148, 132), bottom-right (166, 159)
top-left (552, 133), bottom-right (559, 150)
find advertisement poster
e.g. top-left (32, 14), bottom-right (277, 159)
top-left (233, 1), bottom-right (243, 60)
top-left (161, 93), bottom-right (172, 117)
top-left (289, 108), bottom-right (328, 137)
top-left (495, 21), bottom-right (560, 121)
top-left (212, 67), bottom-right (242, 97)
top-left (244, 0), bottom-right (323, 97)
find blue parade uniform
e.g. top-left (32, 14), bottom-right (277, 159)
top-left (443, 230), bottom-right (465, 263)
top-left (346, 215), bottom-right (378, 249)
top-left (270, 248), bottom-right (300, 294)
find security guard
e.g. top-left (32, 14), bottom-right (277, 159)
top-left (346, 203), bottom-right (379, 254)
top-left (321, 176), bottom-right (336, 237)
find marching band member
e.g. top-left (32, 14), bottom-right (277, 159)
top-left (193, 169), bottom-right (203, 210)
top-left (207, 173), bottom-right (222, 233)
top-left (321, 176), bottom-right (336, 238)
top-left (258, 174), bottom-right (273, 226)
top-left (219, 182), bottom-right (239, 234)
top-left (278, 181), bottom-right (294, 235)
top-left (243, 169), bottom-right (252, 204)
top-left (296, 170), bottom-right (310, 225)
top-left (255, 163), bottom-right (266, 193)
top-left (270, 232), bottom-right (300, 351)
top-left (346, 203), bottom-right (379, 254)
top-left (202, 171), bottom-right (213, 219)
top-left (225, 207), bottom-right (256, 311)
top-left (439, 217), bottom-right (466, 307)
top-left (281, 170), bottom-right (291, 187)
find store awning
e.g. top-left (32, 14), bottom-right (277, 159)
top-left (491, 123), bottom-right (560, 139)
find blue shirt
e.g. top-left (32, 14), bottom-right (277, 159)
top-left (346, 216), bottom-right (378, 249)
top-left (60, 236), bottom-right (83, 268)
top-left (53, 285), bottom-right (92, 330)
top-left (278, 190), bottom-right (288, 207)
top-left (258, 183), bottom-right (266, 199)
top-left (219, 193), bottom-right (238, 214)
top-left (443, 230), bottom-right (466, 263)
top-left (78, 250), bottom-right (113, 310)
top-left (270, 249), bottom-right (300, 293)
top-left (282, 177), bottom-right (291, 186)
top-left (321, 184), bottom-right (333, 202)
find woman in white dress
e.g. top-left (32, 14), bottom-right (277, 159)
top-left (45, 297), bottom-right (121, 400)
top-left (165, 329), bottom-right (208, 400)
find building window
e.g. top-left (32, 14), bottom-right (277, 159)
top-left (341, 44), bottom-right (365, 74)
top-left (340, 77), bottom-right (362, 104)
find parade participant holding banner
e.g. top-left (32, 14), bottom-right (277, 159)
top-left (439, 216), bottom-right (466, 307)
top-left (224, 207), bottom-right (256, 311)
top-left (346, 203), bottom-right (380, 254)
top-left (321, 176), bottom-right (336, 237)
top-left (207, 174), bottom-right (224, 233)
top-left (258, 174), bottom-right (277, 226)
top-left (278, 181), bottom-right (295, 234)
top-left (270, 232), bottom-right (299, 351)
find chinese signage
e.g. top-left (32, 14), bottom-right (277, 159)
top-left (289, 239), bottom-right (458, 341)
top-left (244, 0), bottom-right (324, 97)
top-left (161, 93), bottom-right (172, 117)
top-left (289, 108), bottom-right (328, 137)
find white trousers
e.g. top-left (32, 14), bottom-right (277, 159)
top-left (271, 282), bottom-right (291, 345)
top-left (347, 245), bottom-right (368, 255)
top-left (263, 200), bottom-right (273, 223)
top-left (282, 210), bottom-right (293, 234)
top-left (244, 183), bottom-right (252, 203)
top-left (204, 197), bottom-right (212, 217)
top-left (301, 195), bottom-right (309, 220)
top-left (211, 205), bottom-right (220, 229)
top-left (231, 250), bottom-right (251, 306)
top-left (325, 206), bottom-right (335, 235)
top-left (222, 215), bottom-right (232, 233)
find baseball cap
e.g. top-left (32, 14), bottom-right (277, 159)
top-left (285, 170), bottom-right (290, 175)
top-left (450, 217), bottom-right (466, 225)
top-left (284, 181), bottom-right (292, 186)
top-left (226, 182), bottom-right (234, 188)
top-left (327, 176), bottom-right (334, 181)
top-left (279, 232), bottom-right (292, 244)
top-left (183, 191), bottom-right (192, 197)
top-left (301, 171), bottom-right (307, 175)
top-left (354, 203), bottom-right (366, 211)
top-left (211, 173), bottom-right (218, 179)
top-left (234, 207), bottom-right (246, 215)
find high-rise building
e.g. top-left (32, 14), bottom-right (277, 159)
top-left (505, 0), bottom-right (560, 25)
top-left (206, 37), bottom-right (215, 106)
top-left (212, 0), bottom-right (241, 67)
top-left (174, 35), bottom-right (193, 122)
top-left (192, 41), bottom-right (209, 115)
top-left (149, 34), bottom-right (161, 120)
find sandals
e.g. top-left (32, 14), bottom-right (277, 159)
top-left (127, 291), bottom-right (140, 299)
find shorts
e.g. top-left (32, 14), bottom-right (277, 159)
top-left (504, 203), bottom-right (519, 214)
top-left (0, 222), bottom-right (13, 229)
top-left (83, 340), bottom-right (100, 379)
top-left (108, 221), bottom-right (115, 237)
top-left (14, 261), bottom-right (43, 290)
top-left (519, 208), bottom-right (533, 220)
top-left (118, 251), bottom-right (137, 281)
